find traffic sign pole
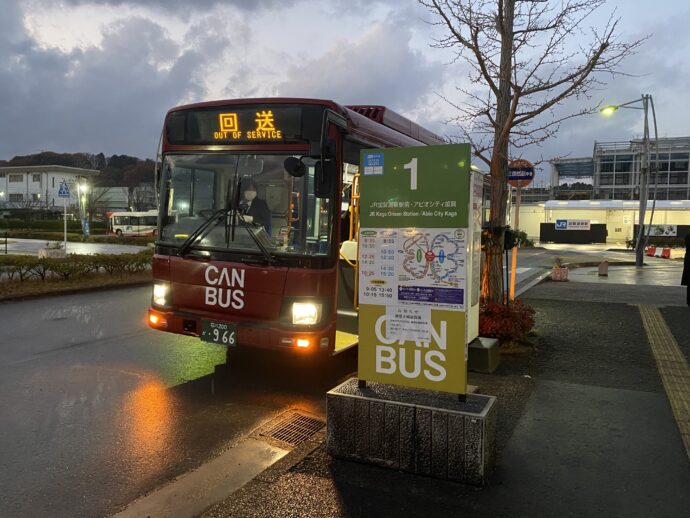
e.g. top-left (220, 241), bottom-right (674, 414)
top-left (509, 185), bottom-right (521, 301)
top-left (507, 160), bottom-right (534, 302)
top-left (58, 180), bottom-right (70, 253)
top-left (64, 197), bottom-right (67, 253)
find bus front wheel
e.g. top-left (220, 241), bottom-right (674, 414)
top-left (116, 229), bottom-right (123, 237)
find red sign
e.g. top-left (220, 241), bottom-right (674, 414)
top-left (508, 159), bottom-right (534, 188)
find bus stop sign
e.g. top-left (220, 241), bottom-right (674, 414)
top-left (508, 159), bottom-right (534, 188)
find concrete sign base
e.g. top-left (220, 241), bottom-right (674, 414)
top-left (326, 378), bottom-right (497, 485)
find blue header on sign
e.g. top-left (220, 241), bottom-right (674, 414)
top-left (508, 167), bottom-right (535, 181)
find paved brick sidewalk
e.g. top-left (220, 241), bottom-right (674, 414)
top-left (203, 275), bottom-right (690, 518)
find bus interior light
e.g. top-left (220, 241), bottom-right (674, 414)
top-left (153, 282), bottom-right (170, 307)
top-left (292, 302), bottom-right (321, 326)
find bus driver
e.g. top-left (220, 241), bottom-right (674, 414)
top-left (239, 179), bottom-right (272, 235)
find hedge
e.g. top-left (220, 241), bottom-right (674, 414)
top-left (0, 219), bottom-right (107, 231)
top-left (0, 249), bottom-right (153, 282)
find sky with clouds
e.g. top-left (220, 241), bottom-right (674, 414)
top-left (1, 0), bottom-right (687, 184)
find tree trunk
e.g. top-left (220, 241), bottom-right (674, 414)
top-left (483, 0), bottom-right (514, 304)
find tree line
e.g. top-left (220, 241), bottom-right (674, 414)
top-left (0, 151), bottom-right (154, 189)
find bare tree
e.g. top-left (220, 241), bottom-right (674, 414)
top-left (419, 0), bottom-right (645, 302)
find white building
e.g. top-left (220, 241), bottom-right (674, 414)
top-left (0, 165), bottom-right (99, 210)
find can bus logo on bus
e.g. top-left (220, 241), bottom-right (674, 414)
top-left (204, 264), bottom-right (245, 310)
top-left (213, 110), bottom-right (283, 141)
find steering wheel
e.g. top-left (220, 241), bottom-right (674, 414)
top-left (197, 209), bottom-right (215, 218)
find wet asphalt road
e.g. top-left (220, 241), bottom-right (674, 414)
top-left (5, 238), bottom-right (148, 255)
top-left (0, 287), bottom-right (357, 517)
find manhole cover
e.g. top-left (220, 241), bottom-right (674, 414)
top-left (259, 410), bottom-right (325, 448)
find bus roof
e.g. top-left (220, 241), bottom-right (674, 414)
top-left (166, 97), bottom-right (445, 148)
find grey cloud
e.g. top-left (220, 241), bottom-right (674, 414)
top-left (0, 2), bottom-right (223, 159)
top-left (277, 21), bottom-right (445, 111)
top-left (49, 0), bottom-right (291, 11)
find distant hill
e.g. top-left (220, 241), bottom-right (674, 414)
top-left (0, 151), bottom-right (154, 188)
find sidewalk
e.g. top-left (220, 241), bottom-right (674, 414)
top-left (202, 266), bottom-right (690, 518)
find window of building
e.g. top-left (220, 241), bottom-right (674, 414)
top-left (32, 173), bottom-right (41, 182)
top-left (669, 159), bottom-right (688, 172)
top-left (0, 173), bottom-right (5, 178)
top-left (9, 193), bottom-right (23, 202)
top-left (668, 189), bottom-right (687, 200)
top-left (599, 174), bottom-right (613, 185)
top-left (669, 172), bottom-right (688, 184)
top-left (600, 162), bottom-right (614, 173)
top-left (615, 174), bottom-right (631, 185)
top-left (9, 174), bottom-right (23, 183)
top-left (614, 160), bottom-right (632, 173)
top-left (32, 193), bottom-right (41, 201)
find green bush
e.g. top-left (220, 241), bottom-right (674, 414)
top-left (515, 230), bottom-right (534, 247)
top-left (0, 249), bottom-right (153, 282)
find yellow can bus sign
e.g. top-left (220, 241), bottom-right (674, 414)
top-left (358, 144), bottom-right (482, 396)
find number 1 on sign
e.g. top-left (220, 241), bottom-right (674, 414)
top-left (403, 158), bottom-right (417, 190)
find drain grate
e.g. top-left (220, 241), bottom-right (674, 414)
top-left (259, 410), bottom-right (325, 447)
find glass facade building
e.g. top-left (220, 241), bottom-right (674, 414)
top-left (547, 137), bottom-right (690, 201)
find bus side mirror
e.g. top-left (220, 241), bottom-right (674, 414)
top-left (283, 157), bottom-right (307, 178)
top-left (315, 159), bottom-right (335, 198)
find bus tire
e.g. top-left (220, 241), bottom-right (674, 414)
top-left (116, 229), bottom-right (123, 237)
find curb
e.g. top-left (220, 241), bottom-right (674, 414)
top-left (0, 278), bottom-right (152, 304)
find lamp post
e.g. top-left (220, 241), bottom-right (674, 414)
top-left (601, 94), bottom-right (659, 267)
top-left (77, 180), bottom-right (90, 239)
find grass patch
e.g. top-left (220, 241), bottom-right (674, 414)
top-left (0, 271), bottom-right (152, 301)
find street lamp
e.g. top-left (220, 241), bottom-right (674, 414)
top-left (600, 94), bottom-right (659, 267)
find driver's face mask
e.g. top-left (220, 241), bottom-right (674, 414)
top-left (244, 190), bottom-right (257, 201)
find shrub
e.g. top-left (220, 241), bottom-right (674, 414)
top-left (479, 300), bottom-right (535, 343)
top-left (0, 249), bottom-right (153, 282)
top-left (515, 230), bottom-right (534, 247)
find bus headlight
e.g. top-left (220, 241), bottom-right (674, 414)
top-left (292, 302), bottom-right (321, 326)
top-left (153, 282), bottom-right (170, 307)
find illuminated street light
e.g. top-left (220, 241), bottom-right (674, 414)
top-left (599, 105), bottom-right (618, 116)
top-left (600, 94), bottom-right (659, 267)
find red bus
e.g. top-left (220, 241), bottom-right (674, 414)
top-left (147, 98), bottom-right (445, 356)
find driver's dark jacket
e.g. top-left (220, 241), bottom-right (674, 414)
top-left (240, 198), bottom-right (272, 234)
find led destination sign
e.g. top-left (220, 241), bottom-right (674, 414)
top-left (214, 110), bottom-right (283, 141)
top-left (166, 104), bottom-right (325, 145)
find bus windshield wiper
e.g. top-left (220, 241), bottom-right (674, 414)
top-left (233, 212), bottom-right (277, 265)
top-left (177, 209), bottom-right (226, 257)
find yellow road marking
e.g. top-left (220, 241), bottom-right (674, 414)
top-left (638, 305), bottom-right (690, 460)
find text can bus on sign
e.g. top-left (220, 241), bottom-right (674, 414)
top-left (165, 104), bottom-right (326, 146)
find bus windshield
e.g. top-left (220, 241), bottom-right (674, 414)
top-left (159, 154), bottom-right (334, 258)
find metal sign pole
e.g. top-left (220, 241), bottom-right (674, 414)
top-left (64, 195), bottom-right (67, 253)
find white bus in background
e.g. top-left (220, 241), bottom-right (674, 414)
top-left (107, 210), bottom-right (158, 237)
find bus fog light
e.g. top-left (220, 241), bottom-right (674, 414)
top-left (292, 302), bottom-right (321, 325)
top-left (153, 282), bottom-right (170, 306)
top-left (296, 338), bottom-right (310, 348)
top-left (148, 312), bottom-right (167, 328)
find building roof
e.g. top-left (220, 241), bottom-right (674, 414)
top-left (543, 200), bottom-right (690, 210)
top-left (550, 157), bottom-right (594, 178)
top-left (0, 165), bottom-right (100, 176)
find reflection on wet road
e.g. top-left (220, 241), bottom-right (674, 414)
top-left (0, 287), bottom-right (356, 517)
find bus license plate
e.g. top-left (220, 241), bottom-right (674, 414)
top-left (200, 320), bottom-right (237, 347)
